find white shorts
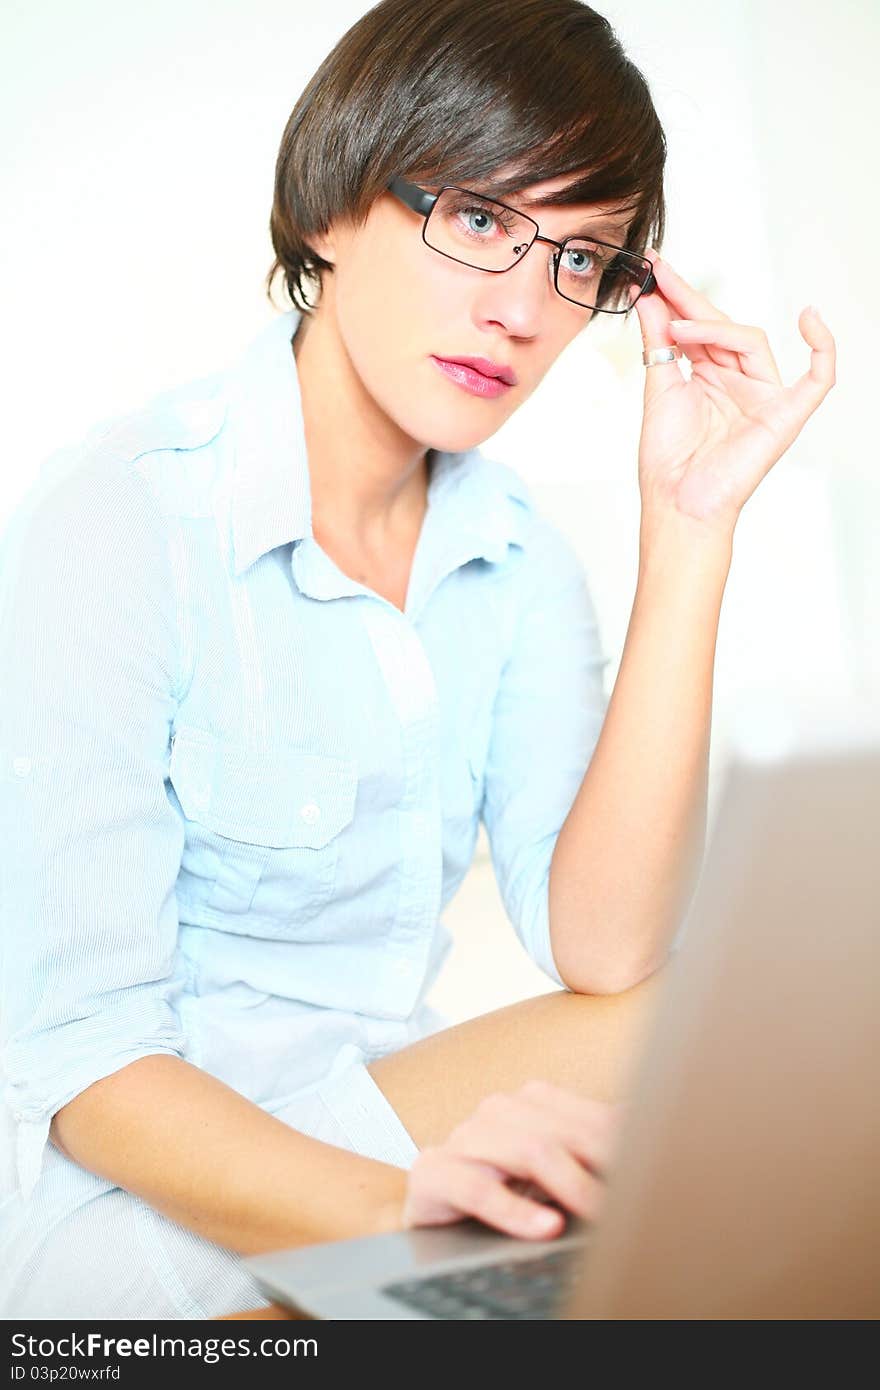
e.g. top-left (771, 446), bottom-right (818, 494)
top-left (3, 1053), bottom-right (420, 1320)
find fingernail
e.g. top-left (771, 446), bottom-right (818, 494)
top-left (668, 319), bottom-right (685, 328)
top-left (808, 305), bottom-right (824, 322)
top-left (531, 1207), bottom-right (560, 1232)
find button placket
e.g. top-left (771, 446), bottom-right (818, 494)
top-left (360, 602), bottom-right (444, 1015)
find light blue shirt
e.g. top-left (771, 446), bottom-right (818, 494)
top-left (0, 308), bottom-right (610, 1214)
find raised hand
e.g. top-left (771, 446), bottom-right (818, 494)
top-left (631, 252), bottom-right (837, 540)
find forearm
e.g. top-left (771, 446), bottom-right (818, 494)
top-left (50, 1054), bottom-right (407, 1254)
top-left (549, 516), bottom-right (733, 994)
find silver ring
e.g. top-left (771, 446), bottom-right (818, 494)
top-left (642, 345), bottom-right (683, 367)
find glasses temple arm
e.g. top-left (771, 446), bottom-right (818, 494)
top-left (388, 176), bottom-right (437, 218)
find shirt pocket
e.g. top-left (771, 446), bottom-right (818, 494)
top-left (169, 726), bottom-right (358, 935)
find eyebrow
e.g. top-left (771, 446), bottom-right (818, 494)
top-left (518, 201), bottom-right (630, 243)
top-left (465, 183), bottom-right (631, 243)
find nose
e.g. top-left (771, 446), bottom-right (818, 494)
top-left (474, 236), bottom-right (558, 335)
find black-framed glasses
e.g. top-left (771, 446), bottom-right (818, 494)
top-left (388, 175), bottom-right (656, 314)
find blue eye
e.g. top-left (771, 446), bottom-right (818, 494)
top-left (448, 199), bottom-right (519, 239)
top-left (563, 247), bottom-right (597, 276)
top-left (465, 208), bottom-right (493, 235)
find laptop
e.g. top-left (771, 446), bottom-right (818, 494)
top-left (242, 725), bottom-right (880, 1319)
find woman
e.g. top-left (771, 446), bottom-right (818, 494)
top-left (0, 0), bottom-right (834, 1319)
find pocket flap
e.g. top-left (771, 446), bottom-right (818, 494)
top-left (169, 727), bottom-right (358, 849)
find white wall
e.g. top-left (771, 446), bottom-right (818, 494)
top-left (3, 1), bottom-right (876, 1023)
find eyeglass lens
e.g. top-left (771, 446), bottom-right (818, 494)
top-left (424, 187), bottom-right (648, 312)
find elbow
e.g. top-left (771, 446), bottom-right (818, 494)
top-left (49, 1106), bottom-right (80, 1160)
top-left (554, 949), bottom-right (670, 997)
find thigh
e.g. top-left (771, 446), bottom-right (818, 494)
top-left (367, 968), bottom-right (667, 1150)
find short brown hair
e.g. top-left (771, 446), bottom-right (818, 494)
top-left (266, 0), bottom-right (666, 317)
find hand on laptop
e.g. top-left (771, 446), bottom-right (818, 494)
top-left (400, 1079), bottom-right (622, 1241)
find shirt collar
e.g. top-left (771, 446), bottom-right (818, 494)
top-left (226, 308), bottom-right (533, 580)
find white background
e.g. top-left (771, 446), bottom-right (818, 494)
top-left (2, 0), bottom-right (877, 1020)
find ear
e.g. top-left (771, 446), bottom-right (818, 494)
top-left (308, 229), bottom-right (335, 264)
top-left (304, 212), bottom-right (341, 266)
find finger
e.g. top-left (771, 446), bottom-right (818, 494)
top-left (779, 305), bottom-right (837, 422)
top-left (453, 1086), bottom-right (616, 1178)
top-left (472, 1120), bottom-right (605, 1221)
top-left (515, 1080), bottom-right (621, 1176)
top-left (666, 318), bottom-right (783, 386)
top-left (631, 276), bottom-right (688, 398)
top-left (644, 252), bottom-right (741, 374)
top-left (646, 249), bottom-right (732, 324)
top-left (744, 305), bottom-right (836, 447)
top-left (426, 1149), bottom-right (567, 1240)
top-left (447, 1091), bottom-right (609, 1213)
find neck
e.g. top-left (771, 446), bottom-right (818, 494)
top-left (291, 300), bottom-right (430, 552)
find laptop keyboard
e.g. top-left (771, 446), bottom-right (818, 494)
top-left (381, 1245), bottom-right (583, 1320)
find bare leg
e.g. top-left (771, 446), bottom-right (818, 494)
top-left (367, 967), bottom-right (667, 1150)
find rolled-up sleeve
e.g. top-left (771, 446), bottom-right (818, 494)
top-left (0, 455), bottom-right (187, 1202)
top-left (481, 518), bottom-right (611, 987)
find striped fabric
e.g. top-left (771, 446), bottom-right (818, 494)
top-left (0, 308), bottom-right (610, 1302)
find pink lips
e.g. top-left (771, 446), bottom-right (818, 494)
top-left (430, 355), bottom-right (516, 398)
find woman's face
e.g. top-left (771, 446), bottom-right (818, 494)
top-left (309, 170), bottom-right (632, 456)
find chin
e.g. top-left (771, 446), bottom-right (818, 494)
top-left (415, 403), bottom-right (512, 456)
top-left (420, 423), bottom-right (499, 456)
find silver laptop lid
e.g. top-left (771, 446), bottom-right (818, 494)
top-left (565, 737), bottom-right (880, 1319)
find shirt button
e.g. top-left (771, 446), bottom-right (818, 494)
top-left (191, 788), bottom-right (208, 809)
top-left (12, 757), bottom-right (32, 777)
top-left (394, 959), bottom-right (413, 976)
top-left (300, 802), bottom-right (321, 825)
top-left (413, 811), bottom-right (428, 830)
